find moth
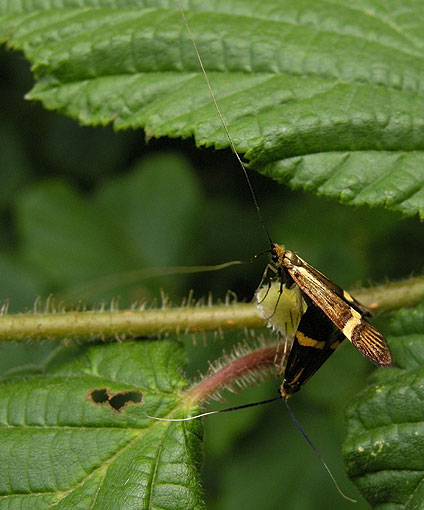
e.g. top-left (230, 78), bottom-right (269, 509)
top-left (259, 243), bottom-right (393, 398)
top-left (178, 4), bottom-right (393, 400)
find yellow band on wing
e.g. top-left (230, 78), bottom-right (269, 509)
top-left (296, 331), bottom-right (326, 350)
top-left (341, 309), bottom-right (362, 340)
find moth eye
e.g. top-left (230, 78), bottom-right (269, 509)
top-left (272, 253), bottom-right (279, 263)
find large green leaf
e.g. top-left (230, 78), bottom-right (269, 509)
top-left (0, 340), bottom-right (204, 510)
top-left (1, 0), bottom-right (423, 217)
top-left (343, 304), bottom-right (424, 509)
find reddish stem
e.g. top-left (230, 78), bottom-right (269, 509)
top-left (187, 344), bottom-right (278, 404)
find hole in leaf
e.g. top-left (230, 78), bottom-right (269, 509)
top-left (90, 388), bottom-right (109, 404)
top-left (87, 388), bottom-right (143, 413)
top-left (109, 391), bottom-right (143, 411)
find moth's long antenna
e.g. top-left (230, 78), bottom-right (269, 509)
top-left (178, 2), bottom-right (273, 247)
top-left (147, 396), bottom-right (280, 422)
top-left (283, 398), bottom-right (357, 503)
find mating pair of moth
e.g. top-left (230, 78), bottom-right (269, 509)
top-left (178, 5), bottom-right (393, 398)
top-left (257, 243), bottom-right (393, 398)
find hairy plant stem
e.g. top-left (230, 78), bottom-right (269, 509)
top-left (185, 345), bottom-right (278, 406)
top-left (0, 275), bottom-right (422, 342)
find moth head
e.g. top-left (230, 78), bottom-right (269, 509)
top-left (270, 243), bottom-right (286, 266)
top-left (280, 378), bottom-right (302, 398)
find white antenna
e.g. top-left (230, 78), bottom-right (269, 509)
top-left (178, 1), bottom-right (273, 247)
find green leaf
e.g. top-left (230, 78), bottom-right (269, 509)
top-left (0, 340), bottom-right (204, 510)
top-left (343, 304), bottom-right (424, 509)
top-left (1, 0), bottom-right (423, 217)
top-left (14, 153), bottom-right (203, 302)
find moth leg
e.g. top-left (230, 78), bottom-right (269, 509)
top-left (275, 326), bottom-right (293, 377)
top-left (264, 277), bottom-right (287, 321)
top-left (273, 334), bottom-right (283, 368)
top-left (256, 263), bottom-right (278, 304)
top-left (264, 266), bottom-right (298, 320)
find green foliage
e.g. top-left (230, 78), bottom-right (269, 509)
top-left (0, 340), bottom-right (204, 509)
top-left (1, 0), bottom-right (424, 217)
top-left (344, 304), bottom-right (424, 509)
top-left (15, 154), bottom-right (203, 300)
top-left (0, 0), bottom-right (423, 509)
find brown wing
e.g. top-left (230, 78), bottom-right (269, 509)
top-left (285, 256), bottom-right (392, 367)
top-left (292, 258), bottom-right (371, 316)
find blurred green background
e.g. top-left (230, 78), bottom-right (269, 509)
top-left (1, 47), bottom-right (423, 509)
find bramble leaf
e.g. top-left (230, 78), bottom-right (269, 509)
top-left (0, 340), bottom-right (204, 510)
top-left (343, 304), bottom-right (424, 509)
top-left (1, 0), bottom-right (423, 217)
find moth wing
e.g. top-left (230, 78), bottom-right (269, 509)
top-left (281, 303), bottom-right (344, 397)
top-left (287, 257), bottom-right (392, 367)
top-left (350, 320), bottom-right (393, 367)
top-left (295, 259), bottom-right (371, 316)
